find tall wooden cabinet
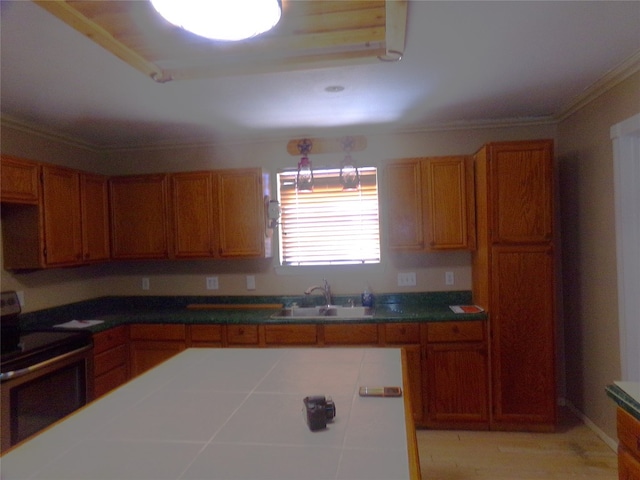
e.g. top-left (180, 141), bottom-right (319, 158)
top-left (386, 156), bottom-right (475, 251)
top-left (472, 139), bottom-right (556, 431)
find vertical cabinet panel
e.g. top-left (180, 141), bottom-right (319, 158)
top-left (489, 140), bottom-right (553, 244)
top-left (1, 155), bottom-right (40, 204)
top-left (490, 245), bottom-right (555, 425)
top-left (80, 173), bottom-right (110, 262)
top-left (110, 175), bottom-right (169, 259)
top-left (171, 171), bottom-right (216, 258)
top-left (216, 168), bottom-right (270, 258)
top-left (386, 160), bottom-right (424, 250)
top-left (41, 165), bottom-right (83, 265)
top-left (423, 156), bottom-right (472, 249)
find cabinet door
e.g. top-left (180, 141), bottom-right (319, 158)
top-left (41, 165), bottom-right (83, 265)
top-left (1, 155), bottom-right (40, 204)
top-left (80, 173), bottom-right (110, 262)
top-left (423, 156), bottom-right (474, 250)
top-left (171, 171), bottom-right (216, 258)
top-left (385, 160), bottom-right (424, 250)
top-left (426, 342), bottom-right (488, 428)
top-left (490, 245), bottom-right (556, 428)
top-left (264, 324), bottom-right (317, 345)
top-left (130, 341), bottom-right (185, 377)
top-left (110, 175), bottom-right (169, 259)
top-left (216, 169), bottom-right (269, 258)
top-left (488, 140), bottom-right (553, 244)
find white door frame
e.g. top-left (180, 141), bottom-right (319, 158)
top-left (611, 112), bottom-right (640, 381)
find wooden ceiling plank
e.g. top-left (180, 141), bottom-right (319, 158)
top-left (165, 47), bottom-right (386, 81)
top-left (136, 27), bottom-right (386, 65)
top-left (33, 1), bottom-right (164, 81)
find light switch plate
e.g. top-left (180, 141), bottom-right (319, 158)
top-left (445, 271), bottom-right (455, 286)
top-left (246, 275), bottom-right (256, 290)
top-left (206, 276), bottom-right (219, 290)
top-left (397, 272), bottom-right (416, 286)
top-left (142, 277), bottom-right (150, 290)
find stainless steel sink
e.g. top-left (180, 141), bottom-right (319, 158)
top-left (270, 305), bottom-right (374, 320)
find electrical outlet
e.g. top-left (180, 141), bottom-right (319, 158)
top-left (445, 271), bottom-right (455, 286)
top-left (397, 272), bottom-right (416, 287)
top-left (142, 277), bottom-right (150, 290)
top-left (206, 276), bottom-right (219, 290)
top-left (246, 275), bottom-right (256, 290)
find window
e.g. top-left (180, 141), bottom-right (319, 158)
top-left (277, 167), bottom-right (380, 266)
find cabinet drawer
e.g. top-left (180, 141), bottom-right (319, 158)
top-left (385, 323), bottom-right (420, 344)
top-left (323, 324), bottom-right (378, 345)
top-left (427, 321), bottom-right (484, 343)
top-left (618, 408), bottom-right (640, 459)
top-left (93, 326), bottom-right (128, 354)
top-left (129, 324), bottom-right (186, 341)
top-left (94, 344), bottom-right (128, 377)
top-left (189, 324), bottom-right (223, 343)
top-left (227, 325), bottom-right (259, 345)
top-left (265, 325), bottom-right (317, 345)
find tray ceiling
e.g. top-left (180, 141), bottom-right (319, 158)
top-left (35, 0), bottom-right (408, 83)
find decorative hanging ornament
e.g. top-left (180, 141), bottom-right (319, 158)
top-left (339, 136), bottom-right (360, 191)
top-left (296, 139), bottom-right (314, 192)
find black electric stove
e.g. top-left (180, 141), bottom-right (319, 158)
top-left (0, 291), bottom-right (93, 375)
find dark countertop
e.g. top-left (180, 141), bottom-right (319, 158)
top-left (606, 382), bottom-right (640, 421)
top-left (19, 292), bottom-right (486, 334)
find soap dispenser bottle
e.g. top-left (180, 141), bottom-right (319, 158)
top-left (361, 286), bottom-right (374, 308)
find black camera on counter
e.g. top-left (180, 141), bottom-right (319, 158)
top-left (303, 395), bottom-right (336, 431)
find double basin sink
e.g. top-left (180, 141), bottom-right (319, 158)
top-left (270, 305), bottom-right (374, 320)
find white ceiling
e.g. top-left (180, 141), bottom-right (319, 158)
top-left (1, 1), bottom-right (639, 150)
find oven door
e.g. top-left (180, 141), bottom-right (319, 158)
top-left (1, 344), bottom-right (94, 452)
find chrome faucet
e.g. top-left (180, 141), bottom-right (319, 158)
top-left (304, 279), bottom-right (332, 306)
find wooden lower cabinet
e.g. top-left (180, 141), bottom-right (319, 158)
top-left (425, 321), bottom-right (489, 429)
top-left (617, 408), bottom-right (640, 480)
top-left (92, 325), bottom-right (129, 399)
top-left (93, 320), bottom-right (491, 428)
top-left (129, 324), bottom-right (186, 377)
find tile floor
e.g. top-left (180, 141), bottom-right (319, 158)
top-left (417, 408), bottom-right (618, 479)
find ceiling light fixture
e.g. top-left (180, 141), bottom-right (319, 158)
top-left (150, 0), bottom-right (282, 41)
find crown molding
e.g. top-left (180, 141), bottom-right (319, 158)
top-left (555, 49), bottom-right (640, 122)
top-left (0, 114), bottom-right (102, 153)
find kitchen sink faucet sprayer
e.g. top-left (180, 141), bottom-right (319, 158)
top-left (304, 279), bottom-right (332, 306)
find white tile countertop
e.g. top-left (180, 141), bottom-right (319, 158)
top-left (1, 348), bottom-right (419, 480)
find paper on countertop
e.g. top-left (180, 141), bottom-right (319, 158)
top-left (54, 320), bottom-right (104, 329)
top-left (449, 305), bottom-right (484, 314)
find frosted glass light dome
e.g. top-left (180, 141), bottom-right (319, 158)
top-left (150, 0), bottom-right (282, 41)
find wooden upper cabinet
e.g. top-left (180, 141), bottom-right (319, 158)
top-left (1, 155), bottom-right (40, 204)
top-left (386, 156), bottom-right (474, 252)
top-left (171, 171), bottom-right (216, 258)
top-left (423, 156), bottom-right (475, 250)
top-left (41, 165), bottom-right (83, 266)
top-left (386, 159), bottom-right (424, 250)
top-left (216, 168), bottom-right (271, 258)
top-left (486, 140), bottom-right (553, 244)
top-left (80, 173), bottom-right (110, 262)
top-left (110, 174), bottom-right (169, 259)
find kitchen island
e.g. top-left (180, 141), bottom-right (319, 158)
top-left (1, 348), bottom-right (420, 480)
